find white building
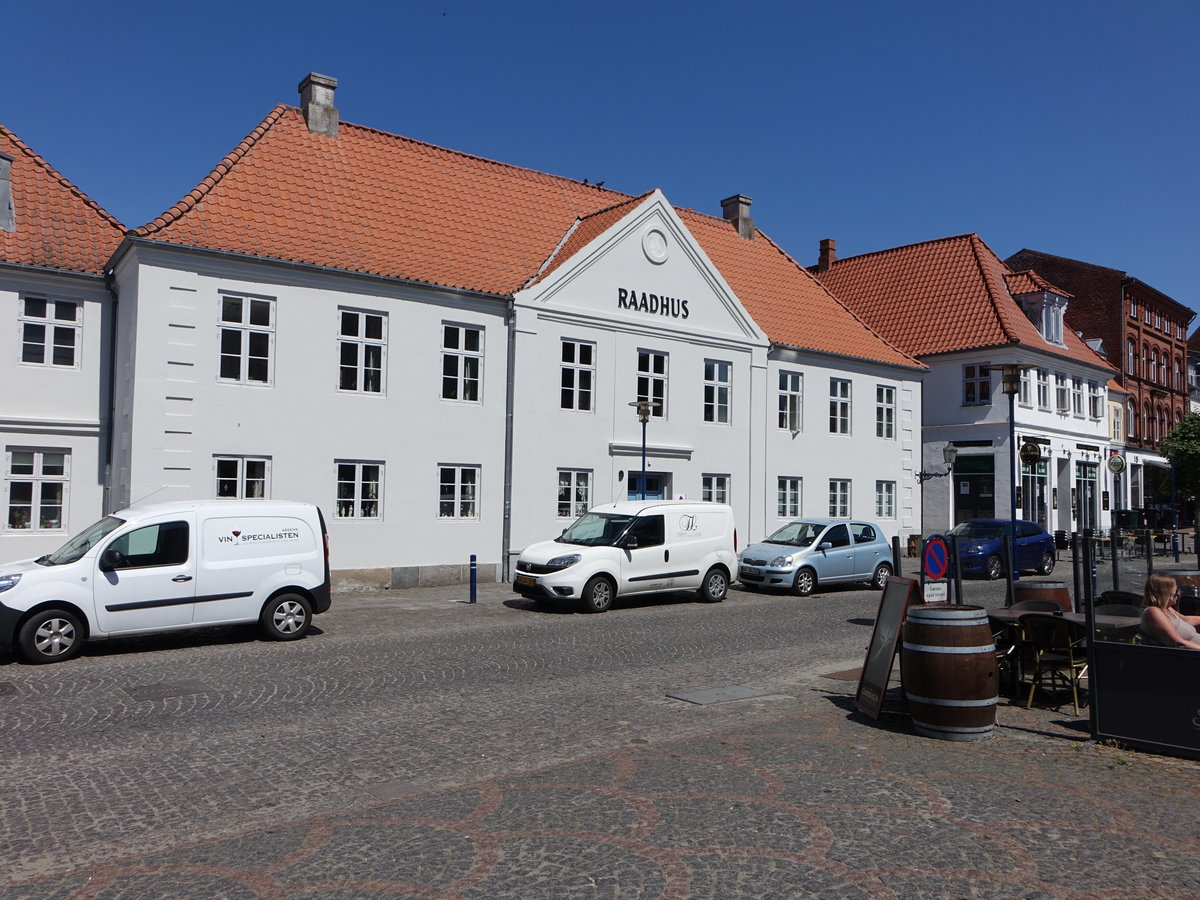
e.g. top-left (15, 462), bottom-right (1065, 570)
top-left (4, 75), bottom-right (925, 585)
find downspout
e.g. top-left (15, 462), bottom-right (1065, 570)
top-left (501, 297), bottom-right (516, 581)
top-left (102, 268), bottom-right (119, 514)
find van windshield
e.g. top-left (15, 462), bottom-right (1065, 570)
top-left (763, 521), bottom-right (823, 547)
top-left (557, 512), bottom-right (636, 546)
top-left (41, 516), bottom-right (126, 566)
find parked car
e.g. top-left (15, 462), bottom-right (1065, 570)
top-left (513, 501), bottom-right (737, 612)
top-left (949, 518), bottom-right (1055, 579)
top-left (0, 500), bottom-right (332, 664)
top-left (737, 518), bottom-right (892, 596)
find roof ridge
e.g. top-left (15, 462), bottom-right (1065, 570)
top-left (133, 105), bottom-right (292, 236)
top-left (826, 232), bottom-right (979, 268)
top-left (966, 233), bottom-right (1023, 344)
top-left (0, 124), bottom-right (126, 233)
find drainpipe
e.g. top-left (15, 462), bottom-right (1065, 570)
top-left (102, 268), bottom-right (119, 514)
top-left (501, 298), bottom-right (516, 581)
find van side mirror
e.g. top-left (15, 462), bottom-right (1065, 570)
top-left (619, 535), bottom-right (639, 549)
top-left (99, 548), bottom-right (125, 572)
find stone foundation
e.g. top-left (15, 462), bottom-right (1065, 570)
top-left (331, 563), bottom-right (499, 593)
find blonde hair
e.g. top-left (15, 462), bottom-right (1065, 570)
top-left (1142, 574), bottom-right (1178, 611)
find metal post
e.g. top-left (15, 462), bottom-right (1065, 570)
top-left (1071, 532), bottom-right (1082, 613)
top-left (1111, 525), bottom-right (1119, 594)
top-left (1145, 527), bottom-right (1153, 576)
top-left (469, 553), bottom-right (477, 604)
top-left (1008, 387), bottom-right (1019, 583)
top-left (891, 535), bottom-right (902, 578)
top-left (640, 417), bottom-right (647, 501)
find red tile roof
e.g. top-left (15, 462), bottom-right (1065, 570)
top-left (0, 125), bottom-right (125, 275)
top-left (816, 234), bottom-right (1116, 373)
top-left (1004, 269), bottom-right (1072, 298)
top-left (132, 106), bottom-right (920, 370)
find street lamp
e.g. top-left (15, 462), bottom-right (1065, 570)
top-left (628, 400), bottom-right (661, 500)
top-left (916, 443), bottom-right (958, 484)
top-left (993, 363), bottom-right (1029, 592)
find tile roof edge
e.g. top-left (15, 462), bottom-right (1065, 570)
top-left (522, 191), bottom-right (655, 289)
top-left (968, 233), bottom-right (1028, 343)
top-left (132, 105), bottom-right (292, 236)
top-left (771, 340), bottom-right (928, 372)
top-left (1005, 269), bottom-right (1074, 299)
top-left (824, 232), bottom-right (980, 267)
top-left (0, 123), bottom-right (126, 234)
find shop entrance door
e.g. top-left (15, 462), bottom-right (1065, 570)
top-left (1021, 461), bottom-right (1049, 528)
top-left (628, 473), bottom-right (669, 501)
top-left (952, 454), bottom-right (995, 523)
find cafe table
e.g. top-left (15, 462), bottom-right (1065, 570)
top-left (987, 607), bottom-right (1141, 642)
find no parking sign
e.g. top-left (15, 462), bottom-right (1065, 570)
top-left (923, 534), bottom-right (950, 580)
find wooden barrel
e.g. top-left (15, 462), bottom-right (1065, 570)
top-left (1013, 580), bottom-right (1072, 613)
top-left (901, 604), bottom-right (998, 742)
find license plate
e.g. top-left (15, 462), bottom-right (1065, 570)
top-left (739, 566), bottom-right (755, 577)
top-left (516, 575), bottom-right (536, 588)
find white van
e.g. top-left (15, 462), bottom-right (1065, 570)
top-left (513, 501), bottom-right (737, 612)
top-left (0, 500), bottom-right (331, 664)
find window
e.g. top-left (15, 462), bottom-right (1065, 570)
top-left (1071, 378), bottom-right (1084, 416)
top-left (219, 295), bottom-right (274, 384)
top-left (20, 297), bottom-right (80, 368)
top-left (829, 378), bottom-right (851, 433)
top-left (828, 479), bottom-right (850, 517)
top-left (1129, 297), bottom-right (1137, 318)
top-left (875, 385), bottom-right (895, 438)
top-left (1088, 382), bottom-right (1103, 419)
top-left (778, 371), bottom-right (802, 432)
top-left (1126, 339), bottom-right (1136, 376)
top-left (441, 324), bottom-right (482, 401)
top-left (778, 477), bottom-right (801, 518)
top-left (560, 340), bottom-right (595, 411)
top-left (1036, 369), bottom-right (1050, 410)
top-left (439, 465), bottom-right (479, 518)
top-left (107, 521), bottom-right (189, 569)
top-left (5, 448), bottom-right (68, 531)
top-left (626, 514), bottom-right (664, 548)
top-left (702, 474), bottom-right (729, 504)
top-left (823, 523), bottom-right (851, 547)
top-left (557, 469), bottom-right (591, 518)
top-left (636, 350), bottom-right (667, 418)
top-left (1112, 403), bottom-right (1123, 442)
top-left (1144, 307), bottom-right (1150, 325)
top-left (336, 461), bottom-right (382, 519)
top-left (338, 309), bottom-right (386, 393)
top-left (875, 481), bottom-right (896, 518)
top-left (1151, 350), bottom-right (1159, 384)
top-left (1018, 369), bottom-right (1032, 406)
top-left (1055, 374), bottom-right (1069, 412)
top-left (1175, 357), bottom-right (1184, 391)
top-left (1142, 345), bottom-right (1150, 381)
top-left (963, 365), bottom-right (991, 406)
top-left (703, 360), bottom-right (731, 424)
top-left (214, 456), bottom-right (270, 499)
top-left (1128, 399), bottom-right (1137, 439)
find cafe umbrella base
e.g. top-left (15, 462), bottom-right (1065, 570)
top-left (900, 604), bottom-right (1000, 742)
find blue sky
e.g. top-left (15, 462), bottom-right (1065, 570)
top-left (7, 1), bottom-right (1198, 316)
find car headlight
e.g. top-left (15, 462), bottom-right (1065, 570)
top-left (545, 553), bottom-right (582, 570)
top-left (0, 573), bottom-right (21, 593)
top-left (965, 544), bottom-right (984, 555)
top-left (769, 555), bottom-right (795, 568)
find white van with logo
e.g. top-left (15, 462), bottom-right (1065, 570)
top-left (0, 500), bottom-right (331, 664)
top-left (513, 501), bottom-right (737, 612)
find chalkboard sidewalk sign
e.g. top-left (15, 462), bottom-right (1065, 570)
top-left (855, 576), bottom-right (920, 720)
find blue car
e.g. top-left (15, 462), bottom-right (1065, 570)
top-left (948, 519), bottom-right (1056, 580)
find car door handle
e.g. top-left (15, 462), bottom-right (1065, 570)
top-left (171, 575), bottom-right (193, 583)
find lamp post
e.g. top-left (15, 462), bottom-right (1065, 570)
top-left (628, 400), bottom-right (660, 500)
top-left (995, 363), bottom-right (1027, 593)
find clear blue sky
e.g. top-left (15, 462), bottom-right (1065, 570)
top-left (7, 0), bottom-right (1198, 317)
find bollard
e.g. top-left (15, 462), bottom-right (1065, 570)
top-left (891, 535), bottom-right (902, 577)
top-left (470, 553), bottom-right (477, 604)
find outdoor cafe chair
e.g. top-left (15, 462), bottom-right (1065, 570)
top-left (1010, 598), bottom-right (1063, 612)
top-left (1017, 613), bottom-right (1089, 715)
top-left (1094, 603), bottom-right (1141, 619)
top-left (1099, 590), bottom-right (1142, 607)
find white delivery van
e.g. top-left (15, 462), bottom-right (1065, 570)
top-left (513, 501), bottom-right (737, 612)
top-left (0, 500), bottom-right (331, 664)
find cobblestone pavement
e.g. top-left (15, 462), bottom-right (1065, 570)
top-left (1, 577), bottom-right (1198, 898)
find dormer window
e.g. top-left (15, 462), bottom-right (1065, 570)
top-left (1016, 291), bottom-right (1068, 346)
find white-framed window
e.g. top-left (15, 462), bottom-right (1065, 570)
top-left (875, 480), bottom-right (896, 519)
top-left (1129, 297), bottom-right (1137, 318)
top-left (441, 323), bottom-right (482, 402)
top-left (1111, 404), bottom-right (1123, 442)
top-left (703, 360), bottom-right (731, 424)
top-left (636, 349), bottom-right (667, 418)
top-left (777, 477), bottom-right (801, 518)
top-left (557, 469), bottom-right (591, 518)
top-left (778, 370), bottom-right (802, 432)
top-left (963, 364), bottom-right (991, 406)
top-left (1176, 357), bottom-right (1184, 391)
top-left (5, 448), bottom-right (68, 531)
top-left (1055, 374), bottom-right (1069, 412)
top-left (439, 465), bottom-right (479, 519)
top-left (1144, 307), bottom-right (1150, 325)
top-left (338, 308), bottom-right (386, 393)
top-left (1018, 369), bottom-right (1032, 406)
top-left (1088, 382), bottom-right (1104, 419)
top-left (335, 460), bottom-right (382, 519)
top-left (20, 297), bottom-right (81, 368)
top-left (219, 294), bottom-right (274, 384)
top-left (1151, 349), bottom-right (1159, 384)
top-left (560, 340), bottom-right (595, 412)
top-left (828, 479), bottom-right (850, 517)
top-left (1126, 339), bottom-right (1136, 376)
top-left (875, 385), bottom-right (895, 439)
top-left (214, 456), bottom-right (270, 499)
top-left (1071, 378), bottom-right (1084, 416)
top-left (1128, 399), bottom-right (1137, 439)
top-left (1036, 369), bottom-right (1050, 410)
top-left (702, 474), bottom-right (729, 504)
top-left (829, 378), bottom-right (851, 434)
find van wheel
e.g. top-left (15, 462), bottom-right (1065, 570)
top-left (581, 576), bottom-right (614, 613)
top-left (793, 569), bottom-right (817, 597)
top-left (260, 593), bottom-right (312, 641)
top-left (699, 567), bottom-right (728, 602)
top-left (18, 609), bottom-right (84, 664)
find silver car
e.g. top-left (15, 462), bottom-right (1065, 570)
top-left (737, 518), bottom-right (893, 596)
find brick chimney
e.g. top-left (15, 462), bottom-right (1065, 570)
top-left (299, 72), bottom-right (339, 138)
top-left (817, 238), bottom-right (837, 272)
top-left (720, 194), bottom-right (755, 240)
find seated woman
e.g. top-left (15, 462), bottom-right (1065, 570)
top-left (1140, 574), bottom-right (1200, 649)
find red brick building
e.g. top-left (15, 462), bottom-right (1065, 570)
top-left (1005, 250), bottom-right (1193, 454)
